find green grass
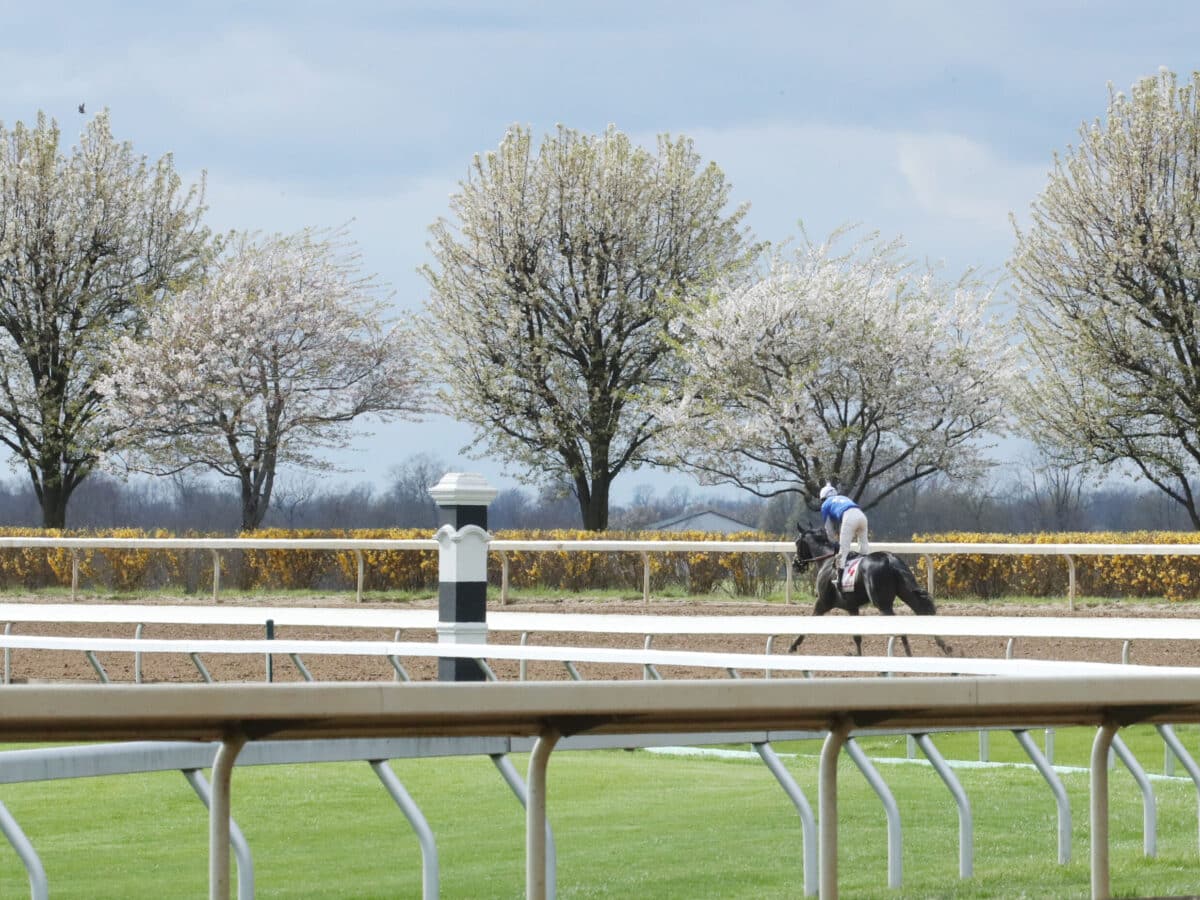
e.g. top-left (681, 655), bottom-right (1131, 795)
top-left (1, 731), bottom-right (1199, 898)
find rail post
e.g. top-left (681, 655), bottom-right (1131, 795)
top-left (430, 472), bottom-right (497, 682)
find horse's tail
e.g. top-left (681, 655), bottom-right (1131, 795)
top-left (898, 562), bottom-right (937, 615)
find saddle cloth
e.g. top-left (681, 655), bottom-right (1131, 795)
top-left (840, 558), bottom-right (861, 592)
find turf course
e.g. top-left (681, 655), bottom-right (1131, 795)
top-left (0, 725), bottom-right (1198, 898)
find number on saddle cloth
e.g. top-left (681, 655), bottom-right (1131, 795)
top-left (840, 557), bottom-right (861, 592)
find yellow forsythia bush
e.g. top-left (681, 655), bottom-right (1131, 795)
top-left (329, 530), bottom-right (437, 590)
top-left (913, 531), bottom-right (1200, 602)
top-left (489, 530), bottom-right (780, 596)
top-left (0, 526), bottom-right (785, 596)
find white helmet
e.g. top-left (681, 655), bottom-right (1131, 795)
top-left (819, 484), bottom-right (836, 501)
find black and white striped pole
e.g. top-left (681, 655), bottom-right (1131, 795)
top-left (429, 472), bottom-right (497, 682)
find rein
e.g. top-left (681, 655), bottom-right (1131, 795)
top-left (798, 549), bottom-right (837, 565)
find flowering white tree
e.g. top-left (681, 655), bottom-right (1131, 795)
top-left (422, 124), bottom-right (757, 531)
top-left (99, 229), bottom-right (427, 531)
top-left (657, 230), bottom-right (1018, 511)
top-left (1012, 69), bottom-right (1200, 528)
top-left (0, 110), bottom-right (210, 527)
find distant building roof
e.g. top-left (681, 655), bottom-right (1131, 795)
top-left (646, 509), bottom-right (755, 534)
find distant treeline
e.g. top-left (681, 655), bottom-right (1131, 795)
top-left (0, 461), bottom-right (1185, 539)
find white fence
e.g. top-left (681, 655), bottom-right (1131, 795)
top-left (1, 675), bottom-right (1199, 899)
top-left (0, 535), bottom-right (1198, 607)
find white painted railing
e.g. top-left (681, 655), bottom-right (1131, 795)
top-left (0, 535), bottom-right (1196, 607)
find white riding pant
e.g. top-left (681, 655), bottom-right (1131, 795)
top-left (837, 508), bottom-right (870, 569)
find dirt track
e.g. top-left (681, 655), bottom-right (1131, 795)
top-left (5, 594), bottom-right (1200, 685)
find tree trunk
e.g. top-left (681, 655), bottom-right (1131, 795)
top-left (578, 477), bottom-right (610, 531)
top-left (40, 482), bottom-right (70, 530)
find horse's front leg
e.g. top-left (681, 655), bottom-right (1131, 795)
top-left (788, 589), bottom-right (838, 654)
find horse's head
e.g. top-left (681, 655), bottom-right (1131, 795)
top-left (792, 523), bottom-right (834, 573)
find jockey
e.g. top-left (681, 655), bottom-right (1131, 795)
top-left (819, 484), bottom-right (870, 581)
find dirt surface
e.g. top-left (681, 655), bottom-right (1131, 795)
top-left (6, 593), bottom-right (1200, 685)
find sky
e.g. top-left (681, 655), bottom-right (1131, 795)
top-left (0, 0), bottom-right (1195, 505)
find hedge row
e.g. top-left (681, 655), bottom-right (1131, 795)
top-left (2, 528), bottom-right (1195, 600)
top-left (0, 528), bottom-right (786, 597)
top-left (914, 531), bottom-right (1200, 601)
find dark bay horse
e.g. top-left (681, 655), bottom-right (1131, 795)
top-left (788, 525), bottom-right (952, 657)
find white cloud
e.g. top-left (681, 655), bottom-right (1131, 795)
top-left (896, 133), bottom-right (1048, 233)
top-left (193, 165), bottom-right (462, 311)
top-left (665, 121), bottom-right (1046, 273)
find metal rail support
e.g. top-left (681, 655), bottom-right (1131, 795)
top-left (288, 654), bottom-right (314, 682)
top-left (354, 550), bottom-right (365, 603)
top-left (1066, 554), bottom-right (1076, 610)
top-left (492, 754), bottom-right (556, 900)
top-left (70, 550), bottom-right (79, 602)
top-left (500, 551), bottom-right (510, 605)
top-left (819, 718), bottom-right (851, 899)
top-left (388, 656), bottom-right (411, 682)
top-left (1111, 733), bottom-right (1156, 857)
top-left (642, 636), bottom-right (660, 681)
top-left (1091, 722), bottom-right (1118, 900)
top-left (390, 629), bottom-right (410, 681)
top-left (527, 730), bottom-right (560, 900)
top-left (845, 737), bottom-right (902, 889)
top-left (265, 620), bottom-right (274, 683)
top-left (191, 653), bottom-right (214, 684)
top-left (640, 551), bottom-right (650, 604)
top-left (0, 799), bottom-right (46, 900)
top-left (4, 622), bottom-right (11, 685)
top-left (210, 732), bottom-right (247, 900)
top-left (135, 623), bottom-right (144, 684)
top-left (1013, 729), bottom-right (1071, 864)
top-left (782, 552), bottom-right (794, 604)
top-left (914, 734), bottom-right (972, 878)
top-left (183, 769), bottom-right (254, 900)
top-left (754, 742), bottom-right (817, 896)
top-left (211, 550), bottom-right (221, 603)
top-left (85, 651), bottom-right (108, 683)
top-left (370, 761), bottom-right (438, 899)
top-left (1156, 724), bottom-right (1200, 853)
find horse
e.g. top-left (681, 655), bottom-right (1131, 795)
top-left (787, 525), bottom-right (952, 657)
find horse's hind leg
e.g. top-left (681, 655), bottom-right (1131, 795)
top-left (875, 604), bottom-right (914, 658)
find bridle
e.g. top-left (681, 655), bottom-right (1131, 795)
top-left (794, 533), bottom-right (837, 568)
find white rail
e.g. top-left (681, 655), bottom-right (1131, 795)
top-left (2, 604), bottom-right (1200, 646)
top-left (0, 534), bottom-right (1196, 605)
top-left (1, 675), bottom-right (1199, 898)
top-left (0, 632), bottom-right (1176, 680)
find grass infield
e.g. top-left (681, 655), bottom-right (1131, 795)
top-left (0, 725), bottom-right (1197, 897)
